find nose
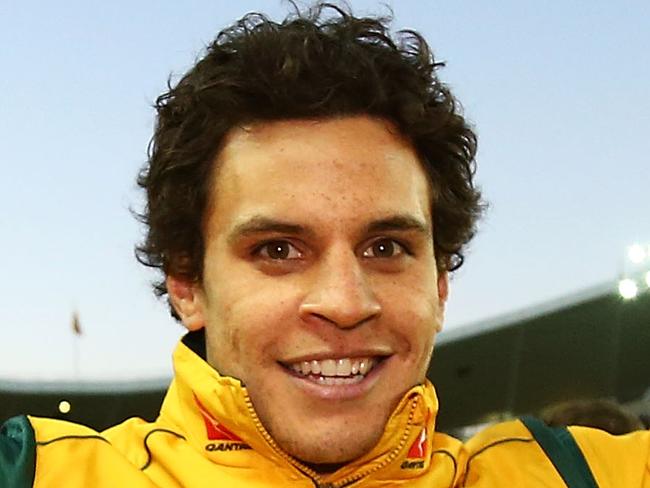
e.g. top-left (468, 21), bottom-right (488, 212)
top-left (299, 247), bottom-right (381, 329)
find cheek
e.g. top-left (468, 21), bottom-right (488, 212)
top-left (384, 280), bottom-right (440, 361)
top-left (203, 285), bottom-right (248, 376)
top-left (204, 282), bottom-right (293, 378)
top-left (407, 306), bottom-right (437, 357)
top-left (381, 268), bottom-right (439, 319)
top-left (400, 308), bottom-right (437, 382)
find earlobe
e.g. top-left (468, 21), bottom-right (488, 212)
top-left (166, 275), bottom-right (206, 331)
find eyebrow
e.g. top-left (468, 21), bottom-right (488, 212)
top-left (365, 215), bottom-right (431, 236)
top-left (227, 216), bottom-right (311, 245)
top-left (227, 213), bottom-right (430, 244)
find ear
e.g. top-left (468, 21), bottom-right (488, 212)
top-left (434, 271), bottom-right (449, 332)
top-left (166, 275), bottom-right (206, 331)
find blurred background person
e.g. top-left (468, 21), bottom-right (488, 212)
top-left (541, 398), bottom-right (645, 435)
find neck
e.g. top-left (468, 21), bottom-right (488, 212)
top-left (304, 461), bottom-right (346, 474)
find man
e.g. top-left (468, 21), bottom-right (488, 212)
top-left (1, 3), bottom-right (648, 487)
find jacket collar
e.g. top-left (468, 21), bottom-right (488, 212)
top-left (160, 331), bottom-right (442, 485)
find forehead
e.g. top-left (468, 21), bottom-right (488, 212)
top-left (208, 116), bottom-right (432, 233)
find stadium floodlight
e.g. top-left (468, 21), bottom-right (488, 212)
top-left (618, 278), bottom-right (638, 299)
top-left (628, 244), bottom-right (646, 264)
top-left (58, 400), bottom-right (71, 414)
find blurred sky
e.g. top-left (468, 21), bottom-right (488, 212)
top-left (1, 1), bottom-right (648, 380)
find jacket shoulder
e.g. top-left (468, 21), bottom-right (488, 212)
top-left (569, 425), bottom-right (650, 487)
top-left (0, 415), bottom-right (36, 488)
top-left (29, 414), bottom-right (103, 440)
top-left (462, 419), bottom-right (564, 487)
top-left (464, 418), bottom-right (534, 455)
top-left (463, 419), bottom-right (650, 488)
top-left (28, 416), bottom-right (158, 487)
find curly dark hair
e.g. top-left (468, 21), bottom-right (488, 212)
top-left (136, 2), bottom-right (485, 314)
top-left (541, 398), bottom-right (644, 435)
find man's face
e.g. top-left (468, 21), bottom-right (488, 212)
top-left (171, 116), bottom-right (447, 465)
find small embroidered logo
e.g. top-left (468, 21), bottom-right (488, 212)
top-left (401, 410), bottom-right (429, 470)
top-left (200, 413), bottom-right (243, 441)
top-left (205, 442), bottom-right (252, 452)
top-left (194, 394), bottom-right (250, 449)
top-left (406, 425), bottom-right (427, 459)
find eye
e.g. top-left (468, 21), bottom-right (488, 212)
top-left (256, 240), bottom-right (302, 260)
top-left (362, 238), bottom-right (406, 258)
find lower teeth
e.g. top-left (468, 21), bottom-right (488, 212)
top-left (313, 375), bottom-right (364, 385)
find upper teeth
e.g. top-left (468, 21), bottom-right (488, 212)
top-left (289, 357), bottom-right (376, 377)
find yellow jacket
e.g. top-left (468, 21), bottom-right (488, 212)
top-left (1, 336), bottom-right (649, 487)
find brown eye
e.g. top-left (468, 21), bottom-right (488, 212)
top-left (258, 241), bottom-right (301, 260)
top-left (363, 239), bottom-right (405, 258)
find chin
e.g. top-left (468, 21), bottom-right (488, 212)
top-left (292, 442), bottom-right (376, 466)
top-left (273, 422), bottom-right (383, 466)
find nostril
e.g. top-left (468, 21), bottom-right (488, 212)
top-left (311, 312), bottom-right (337, 325)
top-left (299, 297), bottom-right (381, 330)
top-left (304, 310), bottom-right (378, 330)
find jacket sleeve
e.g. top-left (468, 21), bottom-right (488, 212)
top-left (646, 432), bottom-right (650, 488)
top-left (0, 416), bottom-right (36, 488)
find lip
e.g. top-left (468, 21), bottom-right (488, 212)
top-left (279, 355), bottom-right (389, 401)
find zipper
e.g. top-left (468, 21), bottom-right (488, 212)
top-left (243, 392), bottom-right (421, 487)
top-left (325, 395), bottom-right (420, 487)
top-left (243, 392), bottom-right (324, 482)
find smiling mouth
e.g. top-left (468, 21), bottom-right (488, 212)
top-left (282, 357), bottom-right (381, 386)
